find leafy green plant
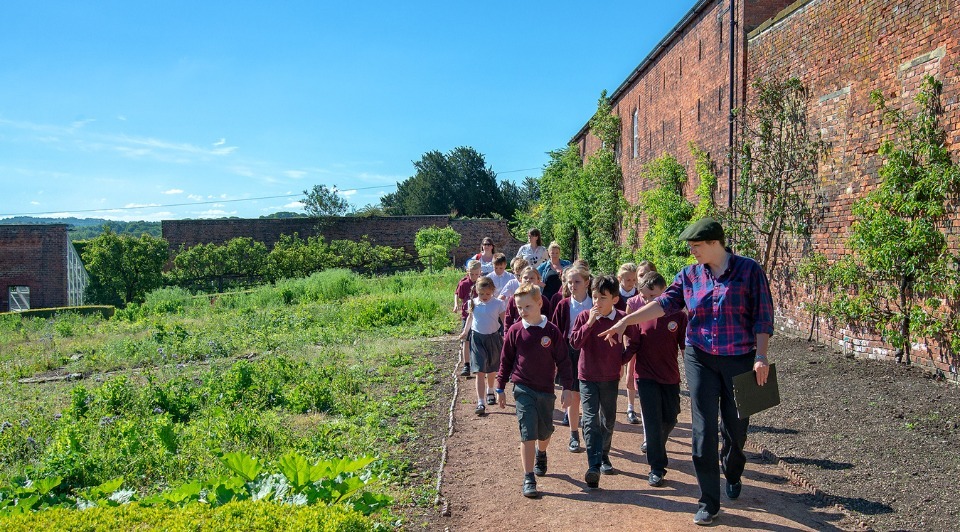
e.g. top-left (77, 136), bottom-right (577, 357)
top-left (826, 75), bottom-right (960, 364)
top-left (414, 226), bottom-right (461, 271)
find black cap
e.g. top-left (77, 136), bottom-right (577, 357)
top-left (678, 217), bottom-right (724, 241)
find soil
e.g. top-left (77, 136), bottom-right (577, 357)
top-left (412, 334), bottom-right (960, 531)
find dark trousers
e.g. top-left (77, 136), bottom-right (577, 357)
top-left (636, 378), bottom-right (681, 476)
top-left (579, 379), bottom-right (619, 470)
top-left (684, 346), bottom-right (755, 515)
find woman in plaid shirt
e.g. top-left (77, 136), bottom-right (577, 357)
top-left (601, 218), bottom-right (774, 527)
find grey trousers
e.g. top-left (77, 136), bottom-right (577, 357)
top-left (579, 379), bottom-right (619, 470)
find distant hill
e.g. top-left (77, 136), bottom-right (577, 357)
top-left (0, 217), bottom-right (162, 239)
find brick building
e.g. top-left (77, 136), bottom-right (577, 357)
top-left (0, 224), bottom-right (89, 312)
top-left (161, 216), bottom-right (523, 267)
top-left (573, 0), bottom-right (960, 375)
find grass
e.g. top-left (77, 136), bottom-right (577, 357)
top-left (0, 268), bottom-right (464, 525)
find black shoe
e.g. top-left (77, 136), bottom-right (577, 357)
top-left (559, 412), bottom-right (569, 426)
top-left (600, 457), bottom-right (615, 475)
top-left (648, 472), bottom-right (664, 487)
top-left (693, 509), bottom-right (718, 525)
top-left (568, 434), bottom-right (583, 453)
top-left (475, 403), bottom-right (486, 416)
top-left (534, 451), bottom-right (548, 476)
top-left (640, 441), bottom-right (647, 454)
top-left (460, 363), bottom-right (470, 377)
top-left (627, 410), bottom-right (640, 424)
top-left (486, 392), bottom-right (496, 405)
top-left (726, 480), bottom-right (742, 499)
top-left (522, 476), bottom-right (538, 498)
top-left (584, 468), bottom-right (600, 489)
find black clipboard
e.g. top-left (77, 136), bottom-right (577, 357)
top-left (732, 363), bottom-right (780, 419)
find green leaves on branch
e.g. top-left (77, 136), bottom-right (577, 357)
top-left (824, 75), bottom-right (960, 364)
top-left (81, 230), bottom-right (169, 307)
top-left (414, 226), bottom-right (461, 270)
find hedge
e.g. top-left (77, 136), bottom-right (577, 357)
top-left (0, 305), bottom-right (115, 320)
top-left (0, 501), bottom-right (372, 531)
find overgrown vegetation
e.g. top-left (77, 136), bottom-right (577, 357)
top-left (514, 92), bottom-right (628, 272)
top-left (0, 269), bottom-right (462, 526)
top-left (824, 75), bottom-right (960, 365)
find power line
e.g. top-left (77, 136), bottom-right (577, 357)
top-left (0, 166), bottom-right (543, 218)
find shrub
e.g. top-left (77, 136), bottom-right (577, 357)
top-left (414, 226), bottom-right (461, 270)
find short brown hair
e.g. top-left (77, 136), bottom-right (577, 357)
top-left (513, 282), bottom-right (542, 302)
top-left (637, 260), bottom-right (657, 275)
top-left (475, 276), bottom-right (496, 292)
top-left (510, 257), bottom-right (527, 272)
top-left (592, 275), bottom-right (620, 297)
top-left (493, 253), bottom-right (508, 266)
top-left (639, 271), bottom-right (666, 290)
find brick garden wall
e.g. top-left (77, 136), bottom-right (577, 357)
top-left (161, 217), bottom-right (523, 267)
top-left (747, 0), bottom-right (960, 376)
top-left (0, 225), bottom-right (69, 312)
top-left (572, 0), bottom-right (960, 377)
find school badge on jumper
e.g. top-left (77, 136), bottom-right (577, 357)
top-left (667, 321), bottom-right (678, 332)
top-left (541, 336), bottom-right (552, 347)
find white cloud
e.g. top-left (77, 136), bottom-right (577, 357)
top-left (187, 194), bottom-right (203, 201)
top-left (195, 209), bottom-right (236, 218)
top-left (30, 201), bottom-right (40, 205)
top-left (211, 203), bottom-right (225, 208)
top-left (161, 189), bottom-right (184, 195)
top-left (284, 170), bottom-right (307, 179)
top-left (116, 115), bottom-right (127, 121)
top-left (213, 138), bottom-right (226, 146)
top-left (341, 189), bottom-right (357, 197)
top-left (123, 203), bottom-right (161, 208)
top-left (70, 118), bottom-right (96, 130)
top-left (284, 201), bottom-right (305, 209)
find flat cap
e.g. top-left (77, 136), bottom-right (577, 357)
top-left (678, 217), bottom-right (724, 241)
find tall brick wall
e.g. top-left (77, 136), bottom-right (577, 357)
top-left (571, 0), bottom-right (960, 377)
top-left (747, 0), bottom-right (960, 375)
top-left (161, 217), bottom-right (523, 267)
top-left (0, 225), bottom-right (69, 312)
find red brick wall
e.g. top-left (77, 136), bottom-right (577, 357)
top-left (747, 0), bottom-right (960, 376)
top-left (0, 225), bottom-right (69, 312)
top-left (161, 217), bottom-right (523, 267)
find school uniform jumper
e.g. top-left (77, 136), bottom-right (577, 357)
top-left (569, 308), bottom-right (632, 471)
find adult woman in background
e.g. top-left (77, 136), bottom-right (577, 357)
top-left (537, 241), bottom-right (570, 302)
top-left (600, 218), bottom-right (773, 527)
top-left (515, 228), bottom-right (548, 269)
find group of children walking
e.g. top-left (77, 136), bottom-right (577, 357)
top-left (453, 235), bottom-right (686, 498)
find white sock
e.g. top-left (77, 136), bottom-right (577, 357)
top-left (627, 405), bottom-right (634, 413)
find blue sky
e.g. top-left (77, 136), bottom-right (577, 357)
top-left (1, 1), bottom-right (698, 221)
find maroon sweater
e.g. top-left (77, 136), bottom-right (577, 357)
top-left (505, 296), bottom-right (552, 330)
top-left (497, 320), bottom-right (574, 394)
top-left (626, 311), bottom-right (687, 385)
top-left (569, 309), bottom-right (633, 382)
top-left (455, 276), bottom-right (475, 319)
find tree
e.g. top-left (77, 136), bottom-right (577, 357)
top-left (725, 77), bottom-right (828, 271)
top-left (381, 147), bottom-right (511, 218)
top-left (414, 226), bottom-right (462, 271)
top-left (82, 229), bottom-right (168, 306)
top-left (302, 185), bottom-right (350, 217)
top-left (827, 75), bottom-right (960, 364)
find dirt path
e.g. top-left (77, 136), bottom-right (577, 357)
top-left (440, 368), bottom-right (852, 531)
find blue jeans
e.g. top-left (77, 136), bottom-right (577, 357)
top-left (579, 379), bottom-right (619, 470)
top-left (684, 345), bottom-right (755, 515)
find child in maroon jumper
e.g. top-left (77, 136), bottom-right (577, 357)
top-left (569, 275), bottom-right (634, 489)
top-left (454, 260), bottom-right (482, 377)
top-left (626, 272), bottom-right (687, 488)
top-left (550, 265), bottom-right (592, 453)
top-left (505, 266), bottom-right (551, 330)
top-left (496, 283), bottom-right (574, 498)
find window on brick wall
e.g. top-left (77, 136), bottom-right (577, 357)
top-left (679, 56), bottom-right (683, 78)
top-left (699, 39), bottom-right (703, 61)
top-left (9, 286), bottom-right (29, 312)
top-left (632, 109), bottom-right (639, 158)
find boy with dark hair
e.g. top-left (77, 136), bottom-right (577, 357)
top-left (569, 274), bottom-right (633, 489)
top-left (497, 283), bottom-right (574, 498)
top-left (627, 272), bottom-right (687, 487)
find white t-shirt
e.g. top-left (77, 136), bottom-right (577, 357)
top-left (516, 244), bottom-right (548, 268)
top-left (499, 278), bottom-right (520, 300)
top-left (486, 270), bottom-right (516, 296)
top-left (470, 297), bottom-right (506, 335)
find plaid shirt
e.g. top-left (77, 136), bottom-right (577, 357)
top-left (655, 253), bottom-right (774, 356)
